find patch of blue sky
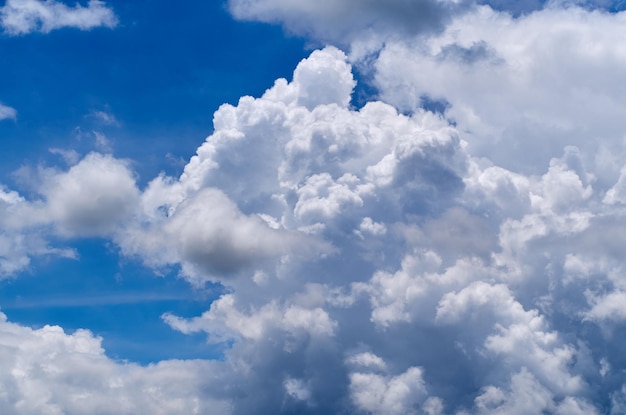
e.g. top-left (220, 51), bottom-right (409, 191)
top-left (0, 0), bottom-right (308, 364)
top-left (479, 0), bottom-right (626, 15)
top-left (0, 0), bottom-right (308, 183)
top-left (0, 238), bottom-right (224, 364)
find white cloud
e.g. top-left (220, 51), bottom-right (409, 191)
top-left (0, 312), bottom-right (232, 415)
top-left (0, 153), bottom-right (138, 275)
top-left (163, 292), bottom-right (337, 345)
top-left (110, 46), bottom-right (465, 285)
top-left (346, 353), bottom-right (443, 415)
top-left (584, 291), bottom-right (626, 322)
top-left (88, 110), bottom-right (119, 126)
top-left (371, 6), bottom-right (626, 182)
top-left (42, 152), bottom-right (140, 237)
top-left (0, 186), bottom-right (75, 277)
top-left (5, 8), bottom-right (626, 410)
top-left (0, 103), bottom-right (17, 120)
top-left (0, 0), bottom-right (117, 35)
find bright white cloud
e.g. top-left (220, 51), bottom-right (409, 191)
top-left (371, 6), bottom-right (626, 181)
top-left (0, 154), bottom-right (137, 275)
top-left (0, 0), bottom-right (117, 35)
top-left (42, 152), bottom-right (140, 237)
top-left (349, 366), bottom-right (429, 415)
top-left (0, 312), bottom-right (232, 415)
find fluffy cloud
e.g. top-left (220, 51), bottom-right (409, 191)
top-left (0, 312), bottom-right (232, 415)
top-left (5, 4), bottom-right (626, 412)
top-left (42, 153), bottom-right (140, 237)
top-left (0, 153), bottom-right (137, 276)
top-left (0, 0), bottom-right (117, 35)
top-left (110, 46), bottom-right (464, 286)
top-left (371, 6), bottom-right (626, 180)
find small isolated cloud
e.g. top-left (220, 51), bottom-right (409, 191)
top-left (48, 147), bottom-right (81, 165)
top-left (0, 103), bottom-right (16, 120)
top-left (88, 109), bottom-right (119, 126)
top-left (0, 152), bottom-right (139, 276)
top-left (0, 0), bottom-right (117, 35)
top-left (42, 152), bottom-right (140, 237)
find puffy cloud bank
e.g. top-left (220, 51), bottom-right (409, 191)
top-left (4, 2), bottom-right (626, 413)
top-left (0, 0), bottom-right (117, 35)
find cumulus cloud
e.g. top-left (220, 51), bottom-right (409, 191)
top-left (371, 6), bottom-right (626, 179)
top-left (112, 46), bottom-right (464, 285)
top-left (0, 312), bottom-right (232, 415)
top-left (42, 152), bottom-right (140, 237)
top-left (5, 3), bottom-right (626, 411)
top-left (0, 153), bottom-right (137, 275)
top-left (0, 0), bottom-right (117, 35)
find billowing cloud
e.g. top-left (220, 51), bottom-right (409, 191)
top-left (371, 6), bottom-right (626, 179)
top-left (0, 0), bottom-right (117, 35)
top-left (4, 2), bottom-right (626, 412)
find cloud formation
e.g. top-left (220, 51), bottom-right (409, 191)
top-left (3, 2), bottom-right (626, 414)
top-left (0, 0), bottom-right (117, 35)
top-left (0, 312), bottom-right (232, 415)
top-left (228, 0), bottom-right (468, 45)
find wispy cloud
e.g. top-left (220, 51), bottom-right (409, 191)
top-left (87, 110), bottom-right (119, 126)
top-left (0, 103), bottom-right (16, 120)
top-left (1, 291), bottom-right (191, 310)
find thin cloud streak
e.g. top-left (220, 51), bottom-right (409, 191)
top-left (1, 291), bottom-right (196, 310)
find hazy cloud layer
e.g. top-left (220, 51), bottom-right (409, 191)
top-left (0, 0), bottom-right (117, 35)
top-left (2, 3), bottom-right (626, 414)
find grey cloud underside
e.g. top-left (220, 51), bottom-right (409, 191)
top-left (228, 0), bottom-right (626, 48)
top-left (228, 0), bottom-right (468, 45)
top-left (3, 3), bottom-right (626, 415)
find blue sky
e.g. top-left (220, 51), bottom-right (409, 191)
top-left (0, 0), bottom-right (307, 363)
top-left (3, 0), bottom-right (626, 414)
top-left (0, 0), bottom-right (307, 181)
